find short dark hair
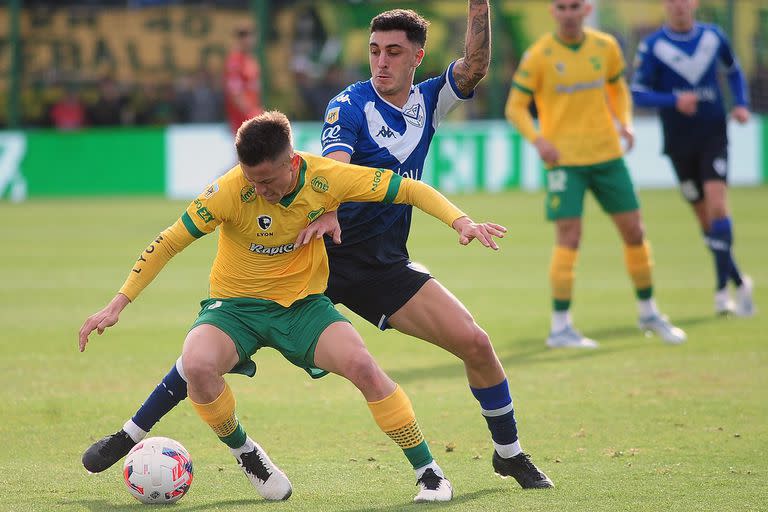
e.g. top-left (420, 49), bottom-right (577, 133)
top-left (235, 111), bottom-right (292, 166)
top-left (370, 9), bottom-right (429, 48)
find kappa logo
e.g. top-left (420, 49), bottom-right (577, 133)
top-left (402, 103), bottom-right (424, 127)
top-left (377, 125), bottom-right (396, 138)
top-left (335, 94), bottom-right (351, 105)
top-left (257, 215), bottom-right (272, 231)
top-left (326, 106), bottom-right (340, 124)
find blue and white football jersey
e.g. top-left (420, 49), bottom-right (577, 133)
top-left (631, 23), bottom-right (748, 153)
top-left (320, 61), bottom-right (471, 262)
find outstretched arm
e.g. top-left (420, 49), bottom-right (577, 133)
top-left (394, 177), bottom-right (506, 250)
top-left (79, 293), bottom-right (130, 352)
top-left (78, 217), bottom-right (200, 351)
top-left (452, 0), bottom-right (491, 96)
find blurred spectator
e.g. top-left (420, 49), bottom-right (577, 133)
top-left (49, 85), bottom-right (86, 130)
top-left (297, 63), bottom-right (347, 120)
top-left (177, 69), bottom-right (224, 123)
top-left (88, 78), bottom-right (129, 126)
top-left (224, 23), bottom-right (263, 133)
top-left (132, 83), bottom-right (179, 126)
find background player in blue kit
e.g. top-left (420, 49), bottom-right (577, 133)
top-left (631, 0), bottom-right (755, 316)
top-left (83, 2), bottom-right (553, 491)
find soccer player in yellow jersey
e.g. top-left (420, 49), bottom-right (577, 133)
top-left (78, 111), bottom-right (507, 503)
top-left (506, 0), bottom-right (686, 348)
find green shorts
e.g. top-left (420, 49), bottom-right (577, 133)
top-left (190, 294), bottom-right (349, 379)
top-left (545, 158), bottom-right (640, 221)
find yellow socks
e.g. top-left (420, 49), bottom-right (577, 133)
top-left (190, 382), bottom-right (247, 448)
top-left (624, 241), bottom-right (654, 300)
top-left (368, 385), bottom-right (433, 469)
top-left (550, 246), bottom-right (577, 311)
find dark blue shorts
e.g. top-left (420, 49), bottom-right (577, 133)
top-left (326, 248), bottom-right (432, 330)
top-left (668, 136), bottom-right (728, 203)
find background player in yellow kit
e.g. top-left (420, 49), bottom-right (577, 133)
top-left (78, 111), bottom-right (507, 504)
top-left (506, 0), bottom-right (686, 348)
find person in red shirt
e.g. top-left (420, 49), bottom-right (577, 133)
top-left (224, 24), bottom-right (263, 134)
top-left (50, 87), bottom-right (86, 131)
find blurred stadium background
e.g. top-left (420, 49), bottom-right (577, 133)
top-left (2, 3), bottom-right (767, 510)
top-left (0, 0), bottom-right (766, 200)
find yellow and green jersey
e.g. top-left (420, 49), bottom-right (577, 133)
top-left (506, 28), bottom-right (631, 166)
top-left (119, 152), bottom-right (465, 307)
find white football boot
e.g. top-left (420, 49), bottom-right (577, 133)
top-left (638, 314), bottom-right (686, 344)
top-left (233, 439), bottom-right (292, 500)
top-left (734, 276), bottom-right (756, 317)
top-left (413, 468), bottom-right (453, 502)
top-left (714, 288), bottom-right (735, 316)
top-left (546, 325), bottom-right (599, 349)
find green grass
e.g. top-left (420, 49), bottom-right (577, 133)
top-left (1, 188), bottom-right (766, 511)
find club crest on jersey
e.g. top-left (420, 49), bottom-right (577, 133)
top-left (403, 103), bottom-right (424, 127)
top-left (326, 107), bottom-right (340, 124)
top-left (555, 62), bottom-right (565, 73)
top-left (257, 215), bottom-right (272, 230)
top-left (311, 176), bottom-right (329, 193)
top-left (240, 186), bottom-right (256, 203)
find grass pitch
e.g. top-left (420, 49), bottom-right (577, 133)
top-left (1, 188), bottom-right (766, 511)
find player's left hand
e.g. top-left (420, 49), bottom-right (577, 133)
top-left (452, 217), bottom-right (506, 251)
top-left (295, 209), bottom-right (342, 247)
top-left (731, 106), bottom-right (750, 124)
top-left (620, 125), bottom-right (635, 152)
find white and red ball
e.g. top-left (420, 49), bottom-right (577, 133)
top-left (123, 436), bottom-right (193, 504)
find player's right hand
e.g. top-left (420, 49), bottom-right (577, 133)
top-left (675, 92), bottom-right (698, 116)
top-left (534, 137), bottom-right (559, 166)
top-left (295, 209), bottom-right (342, 247)
top-left (78, 294), bottom-right (130, 352)
top-left (452, 217), bottom-right (507, 251)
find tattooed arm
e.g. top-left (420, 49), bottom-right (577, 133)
top-left (452, 0), bottom-right (491, 96)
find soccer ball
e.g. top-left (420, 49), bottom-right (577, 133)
top-left (123, 436), bottom-right (193, 504)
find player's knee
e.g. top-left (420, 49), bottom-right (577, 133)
top-left (181, 354), bottom-right (219, 385)
top-left (623, 224), bottom-right (645, 245)
top-left (556, 222), bottom-right (581, 249)
top-left (708, 202), bottom-right (728, 220)
top-left (342, 350), bottom-right (382, 390)
top-left (456, 324), bottom-right (495, 366)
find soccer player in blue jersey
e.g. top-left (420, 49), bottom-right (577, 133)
top-left (631, 0), bottom-right (755, 316)
top-left (82, 2), bottom-right (553, 491)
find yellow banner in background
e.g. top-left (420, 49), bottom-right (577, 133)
top-left (0, 6), bottom-right (247, 83)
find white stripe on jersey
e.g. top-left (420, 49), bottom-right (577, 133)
top-left (364, 98), bottom-right (426, 164)
top-left (653, 29), bottom-right (719, 85)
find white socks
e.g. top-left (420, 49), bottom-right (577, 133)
top-left (551, 310), bottom-right (571, 332)
top-left (637, 298), bottom-right (659, 319)
top-left (122, 419), bottom-right (148, 443)
top-left (495, 439), bottom-right (522, 459)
